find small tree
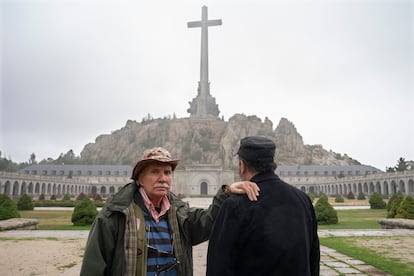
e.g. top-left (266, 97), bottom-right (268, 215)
top-left (395, 196), bottom-right (414, 219)
top-left (76, 192), bottom-right (87, 201)
top-left (369, 192), bottom-right (386, 209)
top-left (71, 198), bottom-right (98, 226)
top-left (50, 194), bottom-right (57, 201)
top-left (357, 192), bottom-right (366, 200)
top-left (93, 194), bottom-right (103, 201)
top-left (63, 194), bottom-right (71, 201)
top-left (17, 194), bottom-right (35, 211)
top-left (315, 195), bottom-right (338, 225)
top-left (0, 194), bottom-right (20, 220)
top-left (335, 195), bottom-right (344, 203)
top-left (387, 192), bottom-right (404, 218)
top-left (346, 191), bottom-right (355, 200)
top-left (38, 194), bottom-right (45, 200)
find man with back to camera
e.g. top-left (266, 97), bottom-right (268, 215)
top-left (206, 136), bottom-right (320, 276)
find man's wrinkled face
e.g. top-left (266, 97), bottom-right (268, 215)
top-left (138, 163), bottom-right (173, 200)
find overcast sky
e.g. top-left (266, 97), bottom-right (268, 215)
top-left (1, 0), bottom-right (413, 170)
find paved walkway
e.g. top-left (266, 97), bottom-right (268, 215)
top-left (2, 229), bottom-right (414, 275)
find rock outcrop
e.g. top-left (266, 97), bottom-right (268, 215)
top-left (80, 114), bottom-right (360, 169)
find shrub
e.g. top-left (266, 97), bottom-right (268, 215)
top-left (0, 194), bottom-right (20, 220)
top-left (369, 192), bottom-right (386, 209)
top-left (76, 192), bottom-right (87, 201)
top-left (38, 194), bottom-right (45, 200)
top-left (395, 196), bottom-right (414, 219)
top-left (315, 195), bottom-right (338, 225)
top-left (17, 194), bottom-right (35, 210)
top-left (357, 192), bottom-right (366, 200)
top-left (387, 192), bottom-right (404, 218)
top-left (71, 198), bottom-right (98, 226)
top-left (335, 195), bottom-right (344, 203)
top-left (50, 194), bottom-right (57, 201)
top-left (63, 194), bottom-right (71, 201)
top-left (93, 194), bottom-right (102, 201)
top-left (346, 191), bottom-right (355, 200)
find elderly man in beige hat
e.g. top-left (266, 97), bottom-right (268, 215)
top-left (81, 147), bottom-right (259, 276)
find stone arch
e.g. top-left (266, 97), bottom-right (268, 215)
top-left (309, 186), bottom-right (316, 194)
top-left (101, 186), bottom-right (106, 195)
top-left (391, 180), bottom-right (397, 194)
top-left (362, 183), bottom-right (367, 194)
top-left (375, 181), bottom-right (381, 194)
top-left (21, 182), bottom-right (27, 195)
top-left (189, 172), bottom-right (219, 196)
top-left (91, 186), bottom-right (97, 195)
top-left (357, 183), bottom-right (362, 193)
top-left (368, 182), bottom-right (374, 193)
top-left (200, 182), bottom-right (208, 195)
top-left (4, 181), bottom-right (11, 195)
top-left (383, 181), bottom-right (389, 196)
top-left (52, 183), bottom-right (57, 195)
top-left (47, 183), bottom-right (51, 195)
top-left (13, 181), bottom-right (19, 197)
top-left (41, 183), bottom-right (46, 194)
top-left (109, 186), bottom-right (115, 194)
top-left (57, 184), bottom-right (61, 196)
top-left (408, 179), bottom-right (414, 196)
top-left (399, 180), bottom-right (406, 194)
top-left (28, 182), bottom-right (34, 194)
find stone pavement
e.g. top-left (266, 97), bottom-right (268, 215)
top-left (2, 228), bottom-right (414, 275)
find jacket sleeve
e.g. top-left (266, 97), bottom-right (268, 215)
top-left (80, 212), bottom-right (120, 276)
top-left (206, 197), bottom-right (240, 276)
top-left (309, 203), bottom-right (321, 276)
top-left (177, 186), bottom-right (228, 245)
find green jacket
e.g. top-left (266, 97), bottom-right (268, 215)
top-left (80, 182), bottom-right (228, 276)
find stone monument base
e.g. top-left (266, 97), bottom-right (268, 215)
top-left (0, 218), bottom-right (39, 230)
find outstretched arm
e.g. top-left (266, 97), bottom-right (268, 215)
top-left (227, 181), bottom-right (260, 201)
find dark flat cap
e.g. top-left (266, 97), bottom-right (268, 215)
top-left (236, 136), bottom-right (275, 163)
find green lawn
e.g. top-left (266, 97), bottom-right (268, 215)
top-left (320, 236), bottom-right (414, 275)
top-left (15, 207), bottom-right (414, 275)
top-left (318, 209), bottom-right (387, 230)
top-left (20, 210), bottom-right (91, 230)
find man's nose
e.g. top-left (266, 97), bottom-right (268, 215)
top-left (158, 172), bottom-right (169, 181)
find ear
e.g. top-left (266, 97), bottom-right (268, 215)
top-left (239, 160), bottom-right (247, 175)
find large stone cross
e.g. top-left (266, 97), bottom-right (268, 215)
top-left (187, 6), bottom-right (221, 118)
top-left (188, 5), bottom-right (222, 87)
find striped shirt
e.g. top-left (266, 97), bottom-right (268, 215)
top-left (144, 210), bottom-right (178, 276)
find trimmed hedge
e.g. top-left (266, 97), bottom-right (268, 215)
top-left (71, 198), bottom-right (98, 226)
top-left (387, 192), bottom-right (404, 218)
top-left (315, 195), bottom-right (338, 225)
top-left (369, 192), bottom-right (386, 209)
top-left (0, 194), bottom-right (20, 220)
top-left (395, 196), bottom-right (414, 219)
top-left (17, 194), bottom-right (35, 210)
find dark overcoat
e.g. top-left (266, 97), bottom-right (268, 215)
top-left (207, 172), bottom-right (320, 276)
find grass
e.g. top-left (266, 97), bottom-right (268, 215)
top-left (20, 210), bottom-right (91, 230)
top-left (318, 209), bottom-right (387, 230)
top-left (16, 206), bottom-right (412, 275)
top-left (320, 236), bottom-right (414, 276)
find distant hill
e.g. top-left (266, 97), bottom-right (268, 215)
top-left (79, 114), bottom-right (360, 170)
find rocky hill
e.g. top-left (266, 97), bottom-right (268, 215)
top-left (80, 114), bottom-right (360, 170)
